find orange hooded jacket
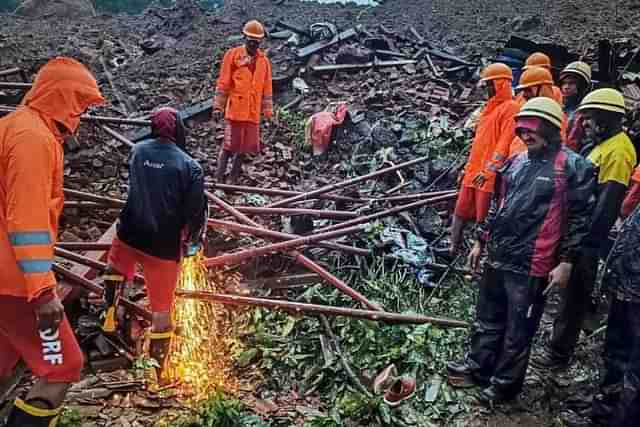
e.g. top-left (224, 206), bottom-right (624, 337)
top-left (462, 79), bottom-right (520, 193)
top-left (214, 46), bottom-right (273, 124)
top-left (0, 57), bottom-right (103, 301)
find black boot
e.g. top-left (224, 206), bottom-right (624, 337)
top-left (446, 360), bottom-right (488, 388)
top-left (477, 385), bottom-right (516, 405)
top-left (215, 148), bottom-right (231, 183)
top-left (5, 399), bottom-right (60, 427)
top-left (147, 331), bottom-right (173, 390)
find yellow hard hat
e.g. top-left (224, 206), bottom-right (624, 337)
top-left (480, 63), bottom-right (513, 82)
top-left (516, 66), bottom-right (554, 90)
top-left (577, 88), bottom-right (625, 114)
top-left (523, 52), bottom-right (552, 70)
top-left (516, 97), bottom-right (564, 128)
top-left (243, 20), bottom-right (265, 39)
top-left (560, 61), bottom-right (592, 86)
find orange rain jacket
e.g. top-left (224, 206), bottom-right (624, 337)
top-left (462, 79), bottom-right (520, 193)
top-left (0, 57), bottom-right (103, 301)
top-left (214, 46), bottom-right (273, 124)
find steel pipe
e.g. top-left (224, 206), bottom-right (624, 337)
top-left (206, 190), bottom-right (382, 311)
top-left (54, 264), bottom-right (151, 321)
top-left (212, 183), bottom-right (373, 204)
top-left (55, 247), bottom-right (145, 283)
top-left (63, 188), bottom-right (125, 207)
top-left (266, 156), bottom-right (430, 208)
top-left (204, 224), bottom-right (367, 267)
top-left (208, 219), bottom-right (369, 256)
top-left (232, 206), bottom-right (359, 219)
top-left (0, 82), bottom-right (31, 90)
top-left (101, 125), bottom-right (136, 148)
top-left (316, 192), bottom-right (458, 233)
top-left (176, 290), bottom-right (469, 328)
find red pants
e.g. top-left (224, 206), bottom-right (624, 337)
top-left (0, 296), bottom-right (83, 383)
top-left (108, 238), bottom-right (179, 313)
top-left (223, 120), bottom-right (261, 154)
top-left (454, 186), bottom-right (492, 223)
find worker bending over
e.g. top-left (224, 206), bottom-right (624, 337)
top-left (104, 108), bottom-right (206, 386)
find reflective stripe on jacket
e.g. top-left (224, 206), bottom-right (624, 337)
top-left (214, 46), bottom-right (273, 124)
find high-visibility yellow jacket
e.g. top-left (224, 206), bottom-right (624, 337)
top-left (0, 57), bottom-right (103, 300)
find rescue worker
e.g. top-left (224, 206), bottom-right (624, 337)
top-left (520, 52), bottom-right (563, 104)
top-left (534, 89), bottom-right (637, 370)
top-left (0, 57), bottom-right (104, 426)
top-left (589, 203), bottom-right (640, 426)
top-left (509, 66), bottom-right (569, 157)
top-left (559, 61), bottom-right (592, 151)
top-left (103, 107), bottom-right (206, 386)
top-left (449, 63), bottom-right (520, 255)
top-left (447, 97), bottom-right (596, 404)
top-left (213, 20), bottom-right (273, 183)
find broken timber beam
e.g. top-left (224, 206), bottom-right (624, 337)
top-left (204, 224), bottom-right (367, 267)
top-left (297, 26), bottom-right (360, 58)
top-left (56, 242), bottom-right (112, 251)
top-left (176, 291), bottom-right (469, 328)
top-left (311, 59), bottom-right (417, 73)
top-left (275, 20), bottom-right (311, 37)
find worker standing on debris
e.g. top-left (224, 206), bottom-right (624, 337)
top-left (559, 61), bottom-right (592, 151)
top-left (0, 58), bottom-right (104, 426)
top-left (449, 63), bottom-right (520, 255)
top-left (447, 97), bottom-right (596, 404)
top-left (213, 19), bottom-right (273, 183)
top-left (585, 202), bottom-right (640, 426)
top-left (508, 66), bottom-right (568, 157)
top-left (534, 89), bottom-right (637, 371)
top-left (520, 52), bottom-right (563, 104)
top-left (103, 107), bottom-right (206, 386)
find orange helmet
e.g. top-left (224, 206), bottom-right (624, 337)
top-left (517, 66), bottom-right (554, 90)
top-left (480, 63), bottom-right (513, 82)
top-left (523, 52), bottom-right (552, 70)
top-left (243, 20), bottom-right (265, 39)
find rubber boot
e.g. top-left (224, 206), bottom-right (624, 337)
top-left (101, 272), bottom-right (125, 333)
top-left (147, 331), bottom-right (173, 390)
top-left (215, 148), bottom-right (231, 183)
top-left (229, 154), bottom-right (243, 184)
top-left (5, 399), bottom-right (60, 427)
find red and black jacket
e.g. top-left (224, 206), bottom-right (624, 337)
top-left (478, 145), bottom-right (596, 277)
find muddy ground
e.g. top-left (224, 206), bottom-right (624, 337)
top-left (0, 0), bottom-right (637, 426)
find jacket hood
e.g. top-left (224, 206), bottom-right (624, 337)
top-left (22, 57), bottom-right (104, 134)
